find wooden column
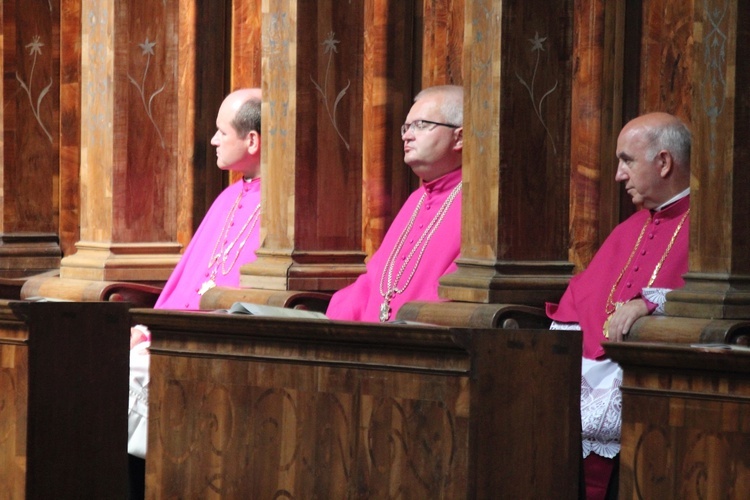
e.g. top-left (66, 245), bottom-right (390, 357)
top-left (57, 0), bottom-right (190, 282)
top-left (0, 1), bottom-right (64, 277)
top-left (241, 0), bottom-right (370, 291)
top-left (439, 0), bottom-right (575, 306)
top-left (664, 0), bottom-right (750, 319)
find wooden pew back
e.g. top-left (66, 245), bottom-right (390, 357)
top-left (0, 300), bottom-right (129, 499)
top-left (134, 309), bottom-right (582, 498)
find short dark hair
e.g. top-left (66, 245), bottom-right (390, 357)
top-left (232, 97), bottom-right (261, 137)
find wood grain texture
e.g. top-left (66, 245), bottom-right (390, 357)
top-left (136, 309), bottom-right (581, 499)
top-left (60, 0), bottom-right (82, 256)
top-left (0, 300), bottom-right (129, 499)
top-left (244, 0), bottom-right (368, 291)
top-left (606, 342), bottom-right (750, 499)
top-left (638, 0), bottom-right (693, 120)
top-left (0, 0), bottom-right (64, 275)
top-left (361, 0), bottom-right (416, 257)
top-left (661, 0), bottom-right (750, 318)
top-left (439, 0), bottom-right (575, 304)
top-left (419, 0), bottom-right (464, 87)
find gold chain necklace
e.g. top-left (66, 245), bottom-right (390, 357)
top-left (603, 208), bottom-right (689, 337)
top-left (378, 181), bottom-right (462, 322)
top-left (199, 184), bottom-right (261, 296)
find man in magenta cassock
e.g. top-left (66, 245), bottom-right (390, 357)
top-left (127, 88), bottom-right (262, 469)
top-left (326, 85), bottom-right (464, 323)
top-left (546, 112), bottom-right (692, 499)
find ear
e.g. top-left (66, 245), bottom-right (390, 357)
top-left (453, 127), bottom-right (463, 151)
top-left (246, 130), bottom-right (261, 155)
top-left (657, 150), bottom-right (674, 178)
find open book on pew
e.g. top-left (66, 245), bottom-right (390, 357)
top-left (219, 302), bottom-right (330, 320)
top-left (217, 303), bottom-right (437, 326)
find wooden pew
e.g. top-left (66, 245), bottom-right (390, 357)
top-left (606, 342), bottom-right (750, 499)
top-left (133, 309), bottom-right (582, 498)
top-left (0, 300), bottom-right (130, 499)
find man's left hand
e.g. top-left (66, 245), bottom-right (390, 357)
top-left (607, 299), bottom-right (649, 342)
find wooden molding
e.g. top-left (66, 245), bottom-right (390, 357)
top-left (0, 233), bottom-right (62, 277)
top-left (59, 241), bottom-right (181, 281)
top-left (438, 259), bottom-right (574, 306)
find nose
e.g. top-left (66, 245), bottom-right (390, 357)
top-left (210, 131), bottom-right (220, 146)
top-left (615, 161), bottom-right (628, 182)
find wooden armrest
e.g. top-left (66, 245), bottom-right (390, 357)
top-left (199, 286), bottom-right (332, 313)
top-left (396, 301), bottom-right (551, 329)
top-left (0, 270), bottom-right (60, 300)
top-left (628, 315), bottom-right (750, 345)
top-left (20, 275), bottom-right (163, 307)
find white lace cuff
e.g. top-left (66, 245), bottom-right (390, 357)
top-left (549, 321), bottom-right (582, 331)
top-left (642, 287), bottom-right (672, 315)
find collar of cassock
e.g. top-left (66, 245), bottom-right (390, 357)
top-left (654, 187), bottom-right (690, 212)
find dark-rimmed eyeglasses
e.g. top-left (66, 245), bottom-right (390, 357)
top-left (400, 119), bottom-right (460, 137)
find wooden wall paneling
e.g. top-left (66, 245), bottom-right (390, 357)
top-left (568, 0), bottom-right (626, 271)
top-left (230, 0), bottom-right (261, 94)
top-left (57, 0), bottom-right (187, 283)
top-left (439, 0), bottom-right (575, 306)
top-left (361, 0), bottom-right (416, 257)
top-left (226, 0), bottom-right (261, 186)
top-left (0, 0), bottom-right (63, 278)
top-left (664, 0), bottom-right (750, 319)
top-left (638, 0), bottom-right (693, 121)
top-left (419, 0), bottom-right (464, 88)
top-left (136, 309), bottom-right (581, 498)
top-left (180, 0), bottom-right (233, 245)
top-left (0, 300), bottom-right (129, 498)
top-left (241, 0), bottom-right (367, 292)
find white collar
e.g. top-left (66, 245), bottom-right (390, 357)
top-left (655, 187), bottom-right (690, 212)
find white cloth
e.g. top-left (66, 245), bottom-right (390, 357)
top-left (549, 322), bottom-right (624, 459)
top-left (128, 335), bottom-right (151, 459)
top-left (580, 357), bottom-right (622, 459)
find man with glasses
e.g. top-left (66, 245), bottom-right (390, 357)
top-left (327, 85), bottom-right (463, 322)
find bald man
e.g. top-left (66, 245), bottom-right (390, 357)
top-left (128, 89), bottom-right (263, 492)
top-left (547, 112), bottom-right (692, 499)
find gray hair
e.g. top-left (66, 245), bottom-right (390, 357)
top-left (231, 97), bottom-right (262, 137)
top-left (414, 85), bottom-right (464, 126)
top-left (644, 119), bottom-right (691, 168)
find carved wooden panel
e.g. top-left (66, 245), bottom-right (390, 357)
top-left (441, 0), bottom-right (574, 304)
top-left (0, 0), bottom-right (64, 275)
top-left (607, 343), bottom-right (750, 499)
top-left (151, 358), bottom-right (469, 497)
top-left (138, 310), bottom-right (582, 498)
